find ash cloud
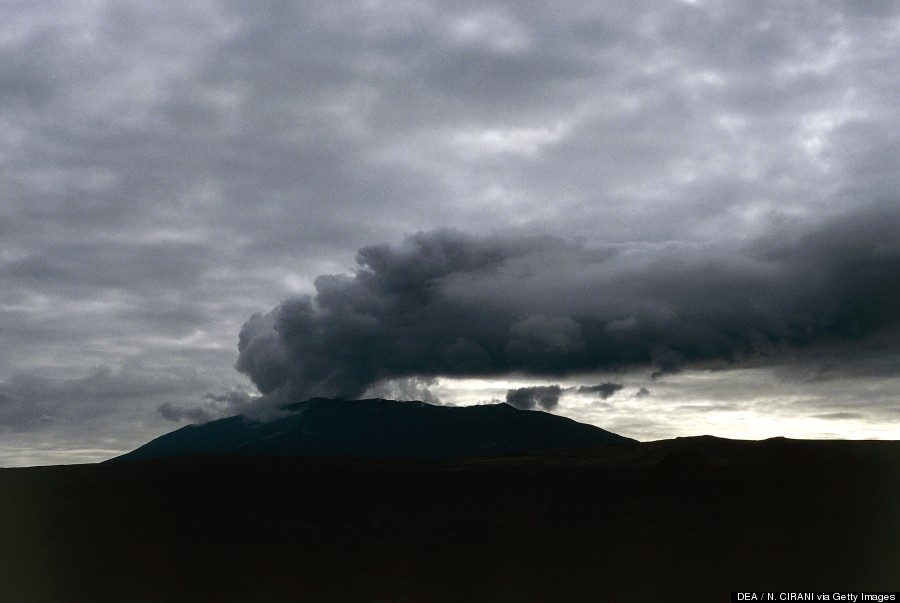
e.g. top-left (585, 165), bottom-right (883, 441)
top-left (237, 203), bottom-right (900, 404)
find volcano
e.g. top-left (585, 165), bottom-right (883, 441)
top-left (111, 398), bottom-right (636, 462)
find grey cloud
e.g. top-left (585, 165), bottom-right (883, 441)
top-left (493, 381), bottom-right (625, 412)
top-left (505, 385), bottom-right (562, 411)
top-left (813, 412), bottom-right (865, 421)
top-left (675, 403), bottom-right (741, 414)
top-left (804, 356), bottom-right (900, 382)
top-left (157, 402), bottom-right (214, 424)
top-left (506, 315), bottom-right (585, 370)
top-left (0, 365), bottom-right (210, 431)
top-left (577, 383), bottom-right (624, 400)
top-left (156, 387), bottom-right (258, 424)
top-left (236, 202), bottom-right (900, 404)
top-left (1, 240), bottom-right (214, 294)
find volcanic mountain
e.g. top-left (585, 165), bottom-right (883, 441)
top-left (111, 397), bottom-right (636, 462)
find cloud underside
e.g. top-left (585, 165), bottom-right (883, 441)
top-left (236, 202), bottom-right (900, 404)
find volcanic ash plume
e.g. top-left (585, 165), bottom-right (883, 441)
top-left (237, 204), bottom-right (900, 404)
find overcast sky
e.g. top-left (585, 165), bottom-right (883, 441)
top-left (2, 1), bottom-right (899, 466)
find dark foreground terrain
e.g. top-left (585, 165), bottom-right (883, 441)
top-left (2, 437), bottom-right (899, 602)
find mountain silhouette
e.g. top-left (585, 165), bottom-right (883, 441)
top-left (111, 398), bottom-right (635, 462)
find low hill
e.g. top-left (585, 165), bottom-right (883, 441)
top-left (111, 398), bottom-right (636, 462)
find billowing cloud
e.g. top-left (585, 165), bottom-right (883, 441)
top-left (506, 385), bottom-right (563, 411)
top-left (236, 202), bottom-right (900, 403)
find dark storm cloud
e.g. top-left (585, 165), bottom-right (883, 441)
top-left (506, 386), bottom-right (563, 411)
top-left (236, 202), bottom-right (900, 403)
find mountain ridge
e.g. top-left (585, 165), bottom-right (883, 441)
top-left (110, 397), bottom-right (636, 462)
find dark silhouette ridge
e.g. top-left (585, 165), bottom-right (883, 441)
top-left (110, 398), bottom-right (636, 463)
